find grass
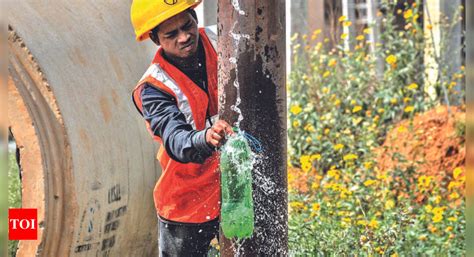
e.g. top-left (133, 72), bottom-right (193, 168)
top-left (8, 152), bottom-right (21, 257)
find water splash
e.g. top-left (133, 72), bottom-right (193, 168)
top-left (231, 0), bottom-right (246, 16)
top-left (228, 21), bottom-right (250, 128)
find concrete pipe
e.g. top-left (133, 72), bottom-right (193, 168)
top-left (8, 1), bottom-right (160, 256)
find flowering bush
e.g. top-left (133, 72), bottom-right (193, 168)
top-left (288, 1), bottom-right (465, 255)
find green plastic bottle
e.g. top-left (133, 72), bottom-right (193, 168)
top-left (220, 130), bottom-right (254, 239)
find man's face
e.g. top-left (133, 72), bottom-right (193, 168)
top-left (156, 11), bottom-right (199, 59)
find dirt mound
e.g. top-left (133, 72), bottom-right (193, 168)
top-left (376, 105), bottom-right (465, 191)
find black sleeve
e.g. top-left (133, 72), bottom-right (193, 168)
top-left (141, 83), bottom-right (214, 164)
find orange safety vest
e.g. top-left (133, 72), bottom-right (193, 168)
top-left (132, 27), bottom-right (220, 223)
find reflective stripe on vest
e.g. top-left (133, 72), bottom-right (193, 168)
top-left (131, 27), bottom-right (220, 223)
top-left (140, 63), bottom-right (196, 128)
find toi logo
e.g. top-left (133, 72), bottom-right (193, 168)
top-left (9, 208), bottom-right (38, 240)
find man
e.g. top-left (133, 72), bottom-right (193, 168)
top-left (130, 0), bottom-right (233, 256)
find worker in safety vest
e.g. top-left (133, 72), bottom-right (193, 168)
top-left (130, 0), bottom-right (233, 256)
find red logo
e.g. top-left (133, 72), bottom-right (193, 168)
top-left (9, 209), bottom-right (38, 240)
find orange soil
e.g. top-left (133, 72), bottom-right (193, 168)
top-left (376, 105), bottom-right (465, 197)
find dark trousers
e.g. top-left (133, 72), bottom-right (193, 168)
top-left (158, 216), bottom-right (219, 257)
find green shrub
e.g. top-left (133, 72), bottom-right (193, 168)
top-left (288, 0), bottom-right (465, 255)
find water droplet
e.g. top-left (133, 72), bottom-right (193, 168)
top-left (206, 216), bottom-right (211, 220)
top-left (198, 229), bottom-right (203, 233)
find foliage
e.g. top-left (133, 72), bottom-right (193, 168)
top-left (8, 152), bottom-right (21, 257)
top-left (287, 0), bottom-right (465, 255)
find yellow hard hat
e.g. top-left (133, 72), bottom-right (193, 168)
top-left (131, 0), bottom-right (202, 42)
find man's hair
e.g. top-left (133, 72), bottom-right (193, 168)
top-left (150, 8), bottom-right (198, 37)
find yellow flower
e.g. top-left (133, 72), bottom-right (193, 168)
top-left (368, 218), bottom-right (379, 229)
top-left (312, 203), bottom-right (321, 212)
top-left (352, 105), bottom-right (363, 113)
top-left (432, 213), bottom-right (443, 223)
top-left (404, 106), bottom-right (415, 112)
top-left (342, 217), bottom-right (351, 223)
top-left (364, 161), bottom-right (373, 169)
top-left (385, 199), bottom-right (395, 210)
top-left (448, 181), bottom-right (461, 191)
top-left (338, 15), bottom-right (347, 22)
top-left (449, 81), bottom-right (457, 89)
top-left (427, 24), bottom-right (433, 30)
top-left (432, 207), bottom-right (445, 216)
top-left (334, 99), bottom-right (341, 106)
top-left (413, 14), bottom-right (420, 23)
top-left (343, 154), bottom-right (358, 161)
top-left (419, 235), bottom-right (427, 241)
top-left (334, 144), bottom-right (344, 151)
top-left (386, 55), bottom-right (397, 65)
top-left (357, 220), bottom-right (367, 226)
top-left (434, 195), bottom-right (441, 204)
top-left (406, 83), bottom-right (418, 90)
top-left (376, 173), bottom-right (387, 181)
top-left (328, 59), bottom-right (337, 67)
top-left (364, 179), bottom-right (376, 187)
top-left (390, 97), bottom-right (398, 104)
top-left (303, 124), bottom-right (314, 132)
top-left (322, 87), bottom-right (329, 94)
top-left (310, 154), bottom-right (321, 161)
top-left (356, 35), bottom-right (365, 41)
top-left (448, 216), bottom-right (458, 222)
top-left (343, 21), bottom-right (352, 27)
top-left (352, 117), bottom-right (362, 125)
top-left (305, 137), bottom-right (312, 143)
top-left (341, 33), bottom-right (348, 40)
top-left (453, 167), bottom-right (463, 180)
top-left (290, 105), bottom-right (302, 115)
top-left (311, 29), bottom-right (322, 41)
top-left (418, 175), bottom-right (432, 188)
top-left (363, 28), bottom-right (371, 34)
top-left (446, 226), bottom-right (453, 232)
top-left (290, 33), bottom-right (299, 42)
top-left (323, 71), bottom-right (331, 78)
top-left (302, 162), bottom-right (312, 172)
top-left (404, 9), bottom-right (413, 19)
top-left (378, 108), bottom-right (385, 114)
top-left (397, 126), bottom-right (407, 133)
top-left (403, 97), bottom-right (411, 103)
top-left (449, 192), bottom-right (460, 200)
top-left (289, 201), bottom-right (305, 211)
top-left (324, 128), bottom-right (330, 135)
top-left (391, 253), bottom-right (399, 257)
top-left (300, 155), bottom-right (310, 165)
top-left (425, 204), bottom-right (433, 213)
top-left (328, 169), bottom-right (340, 180)
top-left (292, 120), bottom-right (300, 128)
top-left (311, 181), bottom-right (320, 190)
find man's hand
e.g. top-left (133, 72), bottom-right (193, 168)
top-left (206, 120), bottom-right (234, 148)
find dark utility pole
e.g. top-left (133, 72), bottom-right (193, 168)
top-left (218, 1), bottom-right (287, 256)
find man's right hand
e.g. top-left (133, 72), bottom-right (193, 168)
top-left (205, 120), bottom-right (234, 148)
